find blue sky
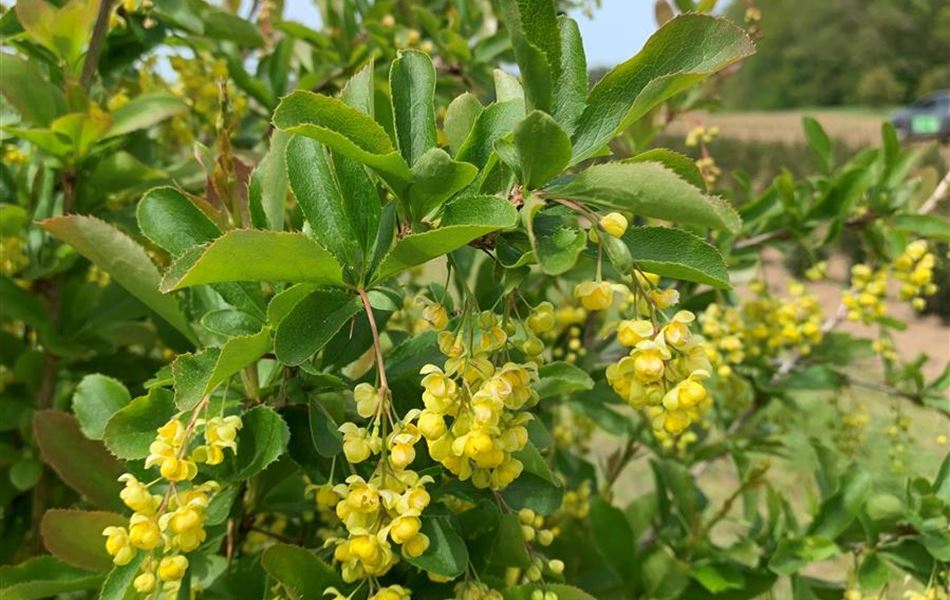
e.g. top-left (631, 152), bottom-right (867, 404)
top-left (571, 0), bottom-right (657, 67)
top-left (282, 0), bottom-right (656, 68)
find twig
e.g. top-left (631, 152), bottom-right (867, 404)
top-left (919, 169), bottom-right (950, 215)
top-left (734, 229), bottom-right (791, 250)
top-left (79, 0), bottom-right (115, 90)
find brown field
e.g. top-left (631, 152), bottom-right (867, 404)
top-left (605, 110), bottom-right (950, 597)
top-left (666, 109), bottom-right (950, 163)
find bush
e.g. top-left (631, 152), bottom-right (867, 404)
top-left (857, 65), bottom-right (906, 107)
top-left (1, 1), bottom-right (948, 599)
top-left (917, 65), bottom-right (950, 97)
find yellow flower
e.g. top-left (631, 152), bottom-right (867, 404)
top-left (649, 288), bottom-right (680, 309)
top-left (133, 572), bottom-right (156, 593)
top-left (204, 415), bottom-right (242, 452)
top-left (526, 302), bottom-right (555, 333)
top-left (422, 303), bottom-right (449, 330)
top-left (616, 319), bottom-right (653, 347)
top-left (574, 281), bottom-right (614, 311)
top-left (102, 526), bottom-right (136, 565)
top-left (339, 423), bottom-right (380, 463)
top-left (401, 533), bottom-right (430, 558)
top-left (118, 473), bottom-right (160, 515)
top-left (158, 555), bottom-right (189, 581)
top-left (661, 311), bottom-right (695, 349)
top-left (128, 514), bottom-right (162, 550)
top-left (372, 586), bottom-right (412, 600)
top-left (599, 212), bottom-right (628, 237)
top-left (632, 341), bottom-right (669, 383)
top-left (389, 515), bottom-right (421, 544)
top-left (416, 410), bottom-right (446, 439)
top-left (354, 383), bottom-right (379, 419)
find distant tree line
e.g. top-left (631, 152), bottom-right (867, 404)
top-left (720, 0), bottom-right (950, 108)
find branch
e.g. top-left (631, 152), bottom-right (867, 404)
top-left (919, 169), bottom-right (950, 215)
top-left (80, 0), bottom-right (116, 90)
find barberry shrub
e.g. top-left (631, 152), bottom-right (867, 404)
top-left (0, 0), bottom-right (948, 599)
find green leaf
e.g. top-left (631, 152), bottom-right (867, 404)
top-left (523, 200), bottom-right (586, 275)
top-left (802, 116), bottom-right (833, 174)
top-left (340, 61), bottom-right (375, 115)
top-left (260, 544), bottom-right (342, 597)
top-left (620, 227), bottom-right (730, 288)
top-left (857, 552), bottom-right (890, 591)
top-left (408, 148), bottom-right (478, 220)
top-left (172, 327), bottom-right (272, 410)
top-left (390, 50), bottom-right (437, 166)
top-left (224, 405), bottom-right (289, 481)
top-left (494, 69), bottom-right (524, 103)
top-left (403, 516), bottom-right (469, 578)
top-left (41, 510), bottom-right (126, 572)
top-left (641, 548), bottom-right (690, 599)
top-left (502, 442), bottom-right (563, 515)
top-left (934, 453), bottom-right (950, 504)
top-left (0, 203), bottom-right (28, 236)
top-left (160, 231), bottom-right (344, 292)
top-left (98, 553), bottom-right (146, 600)
top-left (309, 396), bottom-right (343, 458)
top-left (201, 309), bottom-right (262, 337)
top-left (490, 513), bottom-right (532, 568)
top-left (273, 91), bottom-right (411, 186)
top-left (571, 15), bottom-right (754, 163)
top-left (137, 187), bottom-right (221, 256)
top-left (105, 92), bottom-right (187, 138)
top-left (499, 0), bottom-right (562, 113)
top-left (274, 289), bottom-right (360, 366)
top-left (892, 214), bottom-right (950, 242)
top-left (0, 556), bottom-right (101, 600)
top-left (547, 162), bottom-right (741, 232)
top-left (203, 8), bottom-right (264, 46)
top-left (286, 136), bottom-right (364, 272)
top-left (15, 0), bottom-right (98, 67)
top-left (10, 459), bottom-right (42, 491)
top-left (0, 52), bottom-right (67, 126)
top-left (248, 130), bottom-right (290, 230)
top-left (551, 16), bottom-right (587, 136)
top-left (504, 584), bottom-right (597, 600)
top-left (690, 562), bottom-right (746, 593)
top-left (457, 99), bottom-right (526, 169)
top-left (72, 374), bottom-right (131, 440)
top-left (534, 361), bottom-right (594, 399)
top-left (33, 410), bottom-right (124, 511)
top-left (103, 388), bottom-right (176, 460)
top-left (373, 195), bottom-right (517, 282)
top-left (807, 466), bottom-right (872, 539)
top-left (39, 215), bottom-right (196, 343)
top-left (513, 110), bottom-right (572, 189)
top-left (589, 497), bottom-right (637, 582)
top-left (444, 93), bottom-right (483, 155)
top-left (625, 148), bottom-right (706, 190)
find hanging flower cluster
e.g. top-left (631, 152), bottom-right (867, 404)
top-left (412, 309), bottom-right (540, 490)
top-left (103, 413), bottom-right (241, 598)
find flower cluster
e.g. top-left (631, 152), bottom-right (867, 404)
top-left (453, 581), bottom-right (504, 600)
top-left (892, 240), bottom-right (937, 310)
top-left (741, 281), bottom-right (824, 358)
top-left (842, 264), bottom-right (889, 324)
top-left (606, 309), bottom-right (713, 437)
top-left (1, 234), bottom-right (29, 277)
top-left (326, 471), bottom-right (433, 583)
top-left (413, 325), bottom-right (539, 488)
top-left (698, 303), bottom-right (746, 377)
top-left (103, 414), bottom-right (240, 598)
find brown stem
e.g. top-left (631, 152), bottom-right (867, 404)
top-left (358, 290), bottom-right (393, 426)
top-left (80, 0), bottom-right (115, 90)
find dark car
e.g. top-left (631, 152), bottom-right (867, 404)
top-left (891, 90), bottom-right (950, 142)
